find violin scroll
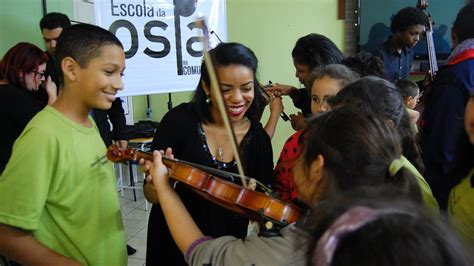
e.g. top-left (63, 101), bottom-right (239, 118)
top-left (106, 144), bottom-right (140, 163)
top-left (416, 0), bottom-right (428, 10)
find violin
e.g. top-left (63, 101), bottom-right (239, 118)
top-left (260, 81), bottom-right (290, 121)
top-left (107, 144), bottom-right (302, 228)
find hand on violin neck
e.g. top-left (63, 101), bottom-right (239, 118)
top-left (141, 148), bottom-right (174, 192)
top-left (264, 83), bottom-right (296, 98)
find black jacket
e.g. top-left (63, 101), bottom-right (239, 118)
top-left (91, 98), bottom-right (128, 146)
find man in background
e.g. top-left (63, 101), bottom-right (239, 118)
top-left (40, 12), bottom-right (70, 88)
top-left (375, 7), bottom-right (428, 82)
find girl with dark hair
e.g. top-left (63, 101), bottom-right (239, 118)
top-left (275, 64), bottom-right (359, 202)
top-left (341, 51), bottom-right (385, 78)
top-left (307, 188), bottom-right (472, 266)
top-left (448, 88), bottom-right (474, 246)
top-left (0, 42), bottom-right (55, 173)
top-left (395, 79), bottom-right (421, 133)
top-left (141, 105), bottom-right (421, 265)
top-left (265, 33), bottom-right (344, 130)
top-left (143, 42), bottom-right (275, 266)
top-left (328, 76), bottom-right (439, 214)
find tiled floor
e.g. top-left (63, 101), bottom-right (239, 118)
top-left (117, 171), bottom-right (150, 266)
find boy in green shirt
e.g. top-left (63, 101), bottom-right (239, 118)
top-left (0, 24), bottom-right (127, 265)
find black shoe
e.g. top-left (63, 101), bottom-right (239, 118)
top-left (127, 244), bottom-right (137, 255)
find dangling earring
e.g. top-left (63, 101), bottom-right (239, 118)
top-left (205, 94), bottom-right (211, 104)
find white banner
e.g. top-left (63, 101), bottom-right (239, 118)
top-left (95, 0), bottom-right (227, 96)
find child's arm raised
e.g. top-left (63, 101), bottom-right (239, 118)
top-left (263, 95), bottom-right (284, 138)
top-left (0, 224), bottom-right (81, 265)
top-left (141, 149), bottom-right (204, 254)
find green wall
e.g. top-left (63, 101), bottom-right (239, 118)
top-left (0, 0), bottom-right (344, 160)
top-left (226, 0), bottom-right (344, 159)
top-left (0, 0), bottom-right (73, 54)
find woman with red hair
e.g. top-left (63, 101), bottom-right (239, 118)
top-left (0, 42), bottom-right (56, 173)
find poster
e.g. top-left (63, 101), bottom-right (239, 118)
top-left (95, 0), bottom-right (227, 96)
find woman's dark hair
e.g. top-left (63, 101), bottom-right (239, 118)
top-left (328, 76), bottom-right (424, 173)
top-left (453, 2), bottom-right (474, 43)
top-left (0, 42), bottom-right (48, 89)
top-left (291, 34), bottom-right (344, 71)
top-left (306, 187), bottom-right (472, 266)
top-left (300, 105), bottom-right (421, 203)
top-left (390, 7), bottom-right (429, 33)
top-left (39, 12), bottom-right (71, 31)
top-left (191, 42), bottom-right (264, 123)
top-left (342, 51), bottom-right (385, 78)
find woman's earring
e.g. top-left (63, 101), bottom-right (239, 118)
top-left (206, 94), bottom-right (211, 104)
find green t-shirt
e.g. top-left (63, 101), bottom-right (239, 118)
top-left (0, 106), bottom-right (126, 265)
top-left (401, 155), bottom-right (440, 215)
top-left (449, 169), bottom-right (474, 244)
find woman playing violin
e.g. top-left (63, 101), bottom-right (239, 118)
top-left (144, 42), bottom-right (275, 266)
top-left (142, 105), bottom-right (423, 265)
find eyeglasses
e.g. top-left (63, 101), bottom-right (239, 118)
top-left (30, 71), bottom-right (45, 78)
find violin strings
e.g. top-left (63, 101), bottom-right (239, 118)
top-left (134, 149), bottom-right (274, 193)
top-left (162, 155), bottom-right (273, 193)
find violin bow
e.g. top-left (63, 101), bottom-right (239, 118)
top-left (197, 29), bottom-right (266, 235)
top-left (197, 18), bottom-right (248, 188)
